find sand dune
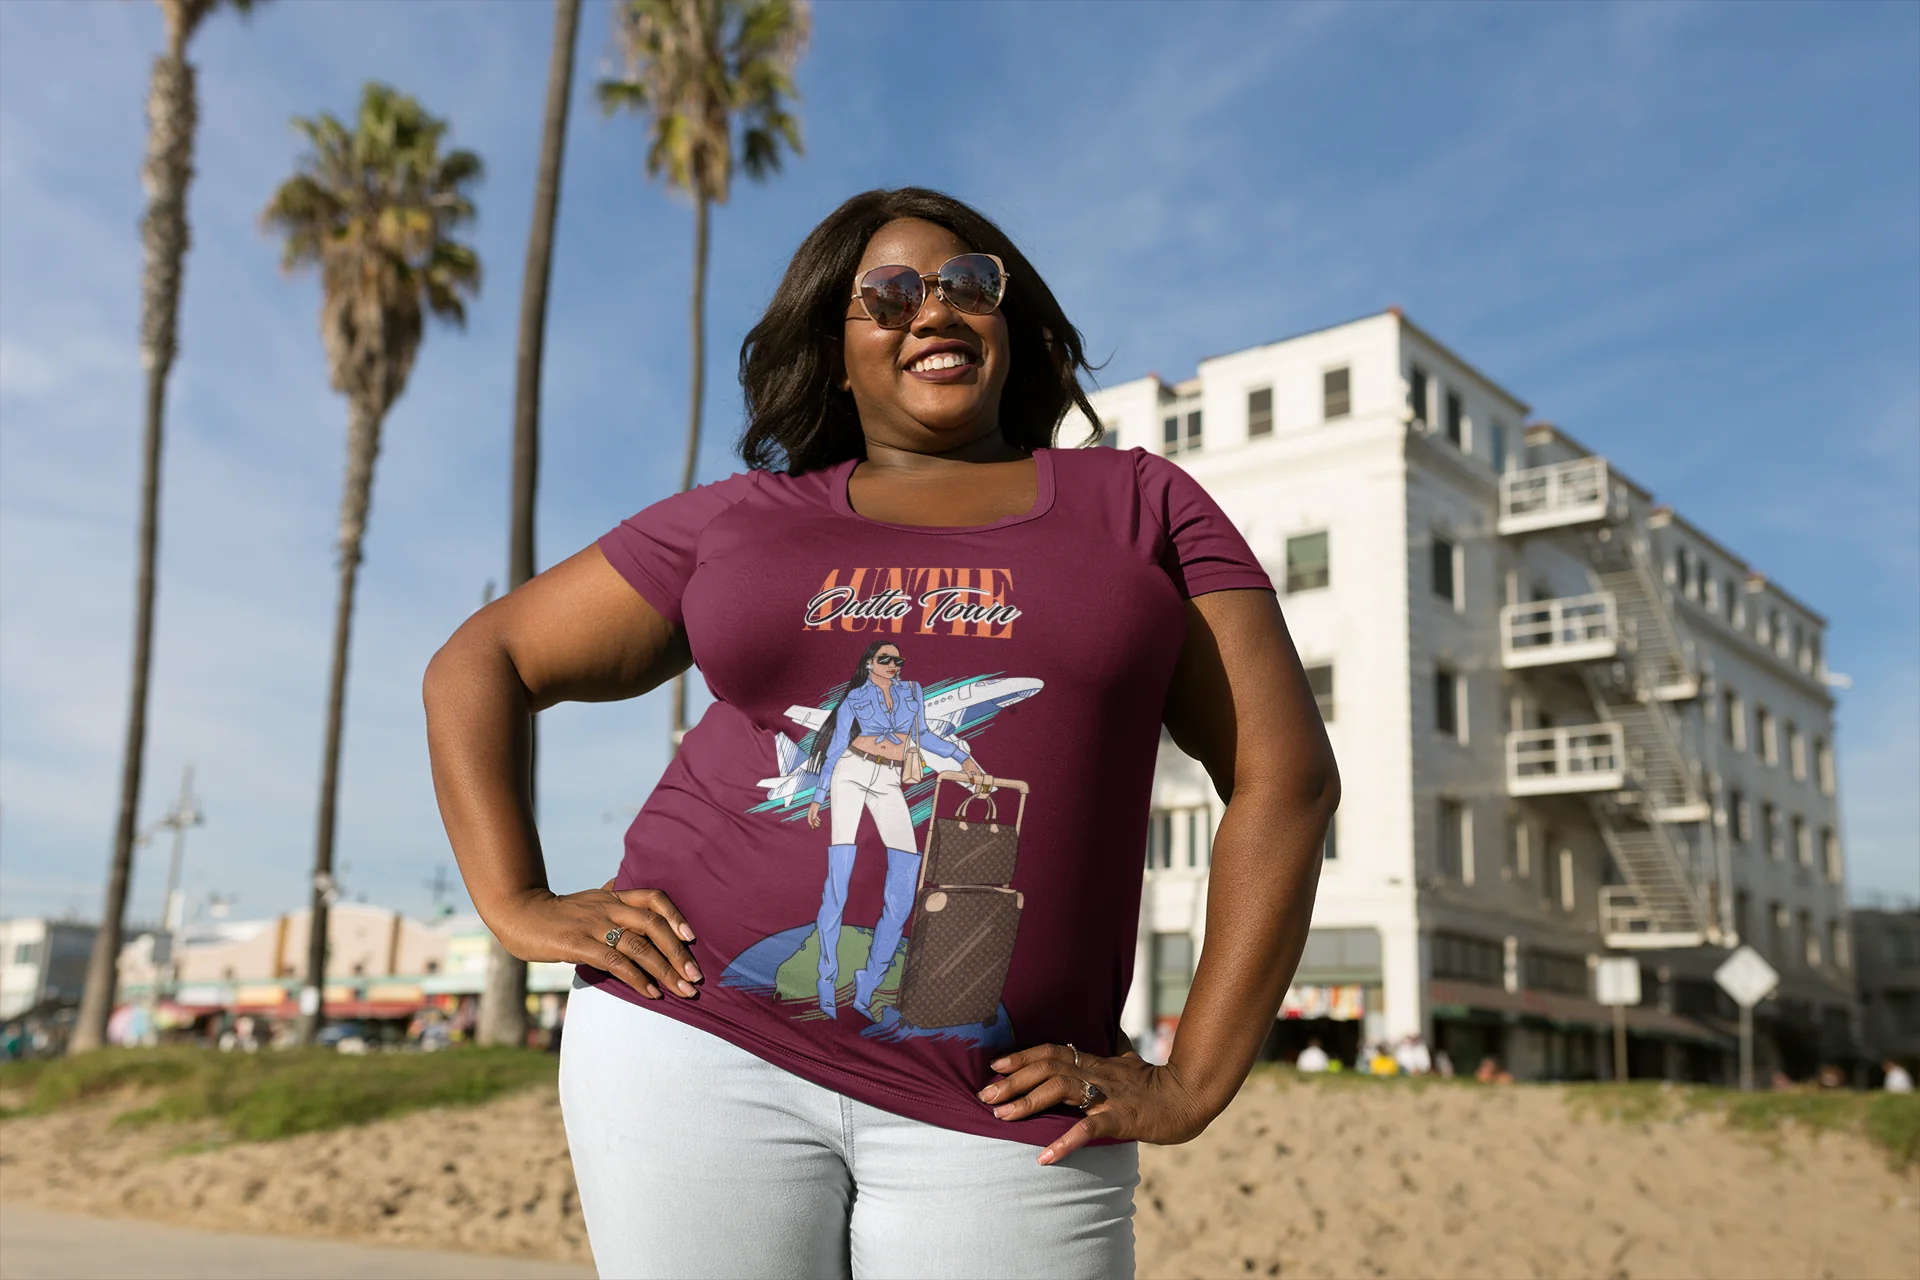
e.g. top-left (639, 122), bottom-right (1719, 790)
top-left (1, 1072), bottom-right (1912, 1279)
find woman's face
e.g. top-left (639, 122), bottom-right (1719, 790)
top-left (868, 645), bottom-right (904, 682)
top-left (840, 218), bottom-right (1010, 453)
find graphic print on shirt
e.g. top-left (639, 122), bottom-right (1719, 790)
top-left (717, 578), bottom-right (1042, 1052)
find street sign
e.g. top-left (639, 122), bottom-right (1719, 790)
top-left (1714, 946), bottom-right (1780, 1093)
top-left (1714, 946), bottom-right (1779, 1009)
top-left (1595, 958), bottom-right (1641, 1006)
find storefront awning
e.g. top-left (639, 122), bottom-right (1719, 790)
top-left (1429, 979), bottom-right (1729, 1046)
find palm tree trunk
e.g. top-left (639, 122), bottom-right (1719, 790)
top-left (72, 34), bottom-right (199, 1054)
top-left (667, 193), bottom-right (710, 755)
top-left (297, 396), bottom-right (382, 1046)
top-left (478, 0), bottom-right (579, 1050)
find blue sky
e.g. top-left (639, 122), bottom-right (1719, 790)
top-left (1, 0), bottom-right (1914, 926)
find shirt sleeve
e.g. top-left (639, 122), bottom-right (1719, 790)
top-left (810, 699), bottom-right (857, 806)
top-left (597, 472), bottom-right (759, 628)
top-left (1131, 449), bottom-right (1274, 599)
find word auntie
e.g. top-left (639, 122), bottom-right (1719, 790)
top-left (804, 567), bottom-right (1022, 638)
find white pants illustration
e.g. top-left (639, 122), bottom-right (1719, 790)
top-left (816, 751), bottom-right (921, 1016)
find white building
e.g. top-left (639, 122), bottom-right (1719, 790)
top-left (1088, 309), bottom-right (1855, 1081)
top-left (0, 917), bottom-right (96, 1022)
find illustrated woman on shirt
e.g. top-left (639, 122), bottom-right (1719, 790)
top-left (425, 187), bottom-right (1337, 1280)
top-left (800, 639), bottom-right (987, 1020)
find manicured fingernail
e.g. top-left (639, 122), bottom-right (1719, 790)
top-left (990, 1058), bottom-right (1010, 1071)
top-left (978, 1087), bottom-right (998, 1102)
top-left (679, 924), bottom-right (695, 942)
top-left (645, 985), bottom-right (660, 999)
top-left (1038, 1150), bottom-right (1056, 1166)
top-left (685, 963), bottom-right (702, 982)
top-left (993, 1105), bottom-right (1013, 1119)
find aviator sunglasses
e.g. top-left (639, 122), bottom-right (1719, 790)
top-left (849, 253), bottom-right (1010, 330)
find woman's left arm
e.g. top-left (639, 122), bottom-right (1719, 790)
top-left (979, 588), bottom-right (1338, 1163)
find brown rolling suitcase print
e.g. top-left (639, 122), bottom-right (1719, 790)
top-left (895, 772), bottom-right (1030, 1029)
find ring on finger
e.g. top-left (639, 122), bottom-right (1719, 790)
top-left (605, 927), bottom-right (624, 948)
top-left (1069, 1042), bottom-right (1080, 1068)
top-left (1074, 1078), bottom-right (1098, 1109)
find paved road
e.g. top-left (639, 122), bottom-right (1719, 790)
top-left (0, 1205), bottom-right (595, 1280)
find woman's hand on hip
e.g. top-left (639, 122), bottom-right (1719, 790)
top-left (494, 883), bottom-right (702, 1002)
top-left (806, 802), bottom-right (821, 828)
top-left (978, 1043), bottom-right (1211, 1164)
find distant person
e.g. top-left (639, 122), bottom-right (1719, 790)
top-left (1474, 1056), bottom-right (1513, 1085)
top-left (1369, 1045), bottom-right (1400, 1076)
top-left (1885, 1060), bottom-right (1914, 1094)
top-left (425, 187), bottom-right (1339, 1280)
top-left (1296, 1039), bottom-right (1330, 1074)
top-left (1395, 1034), bottom-right (1432, 1076)
top-left (1434, 1049), bottom-right (1454, 1079)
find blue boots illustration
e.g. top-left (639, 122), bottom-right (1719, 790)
top-left (814, 843), bottom-right (922, 1021)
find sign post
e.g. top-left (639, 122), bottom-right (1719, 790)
top-left (1714, 946), bottom-right (1780, 1091)
top-left (1595, 957), bottom-right (1642, 1082)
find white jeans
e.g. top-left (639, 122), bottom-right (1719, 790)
top-left (559, 981), bottom-right (1138, 1279)
top-left (827, 751), bottom-right (917, 849)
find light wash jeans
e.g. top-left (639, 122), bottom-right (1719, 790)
top-left (559, 981), bottom-right (1138, 1279)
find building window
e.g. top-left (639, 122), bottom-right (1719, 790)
top-left (1816, 738), bottom-right (1835, 796)
top-left (1491, 420), bottom-right (1508, 473)
top-left (1704, 575), bottom-right (1720, 613)
top-left (1247, 386), bottom-right (1273, 438)
top-left (1431, 536), bottom-right (1458, 607)
top-left (1304, 664), bottom-right (1334, 722)
top-left (1755, 607), bottom-right (1771, 646)
top-left (1151, 932), bottom-right (1194, 1019)
top-left (1823, 828), bottom-right (1842, 883)
top-left (1794, 815), bottom-right (1812, 867)
top-left (1731, 586), bottom-right (1747, 629)
top-left (1431, 932), bottom-right (1502, 985)
top-left (1769, 901), bottom-right (1788, 960)
top-left (1147, 809), bottom-right (1174, 870)
top-left (1185, 410), bottom-right (1203, 453)
top-left (1437, 799), bottom-right (1470, 882)
top-left (1323, 817), bottom-right (1337, 863)
top-left (1763, 803), bottom-right (1783, 861)
top-left (1285, 531), bottom-right (1330, 593)
top-left (1163, 415), bottom-right (1179, 455)
top-left (1829, 920), bottom-right (1849, 971)
top-left (1508, 820), bottom-right (1531, 879)
top-left (11, 940), bottom-right (43, 966)
top-left (1408, 365), bottom-right (1430, 428)
top-left (1801, 911), bottom-right (1820, 967)
top-left (1757, 707), bottom-right (1777, 765)
top-left (1187, 808), bottom-right (1211, 869)
top-left (1735, 890), bottom-right (1752, 943)
top-left (1789, 725), bottom-right (1806, 781)
top-left (1528, 950), bottom-right (1589, 996)
top-left (1558, 848), bottom-right (1575, 913)
top-left (1723, 689), bottom-right (1745, 751)
top-left (1444, 390), bottom-right (1465, 448)
top-left (1808, 635), bottom-right (1823, 678)
top-left (1434, 667), bottom-right (1462, 740)
top-left (1773, 612), bottom-right (1789, 659)
top-left (1729, 788), bottom-right (1749, 844)
top-left (1098, 419), bottom-right (1119, 447)
top-left (1323, 366), bottom-right (1351, 420)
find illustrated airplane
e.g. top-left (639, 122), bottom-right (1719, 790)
top-left (755, 675), bottom-right (1044, 805)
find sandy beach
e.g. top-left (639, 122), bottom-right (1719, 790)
top-left (1, 1071), bottom-right (1913, 1279)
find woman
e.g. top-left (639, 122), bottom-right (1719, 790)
top-left (425, 187), bottom-right (1337, 1279)
top-left (802, 638), bottom-right (988, 1021)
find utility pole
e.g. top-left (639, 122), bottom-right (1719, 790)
top-left (146, 763), bottom-right (204, 1009)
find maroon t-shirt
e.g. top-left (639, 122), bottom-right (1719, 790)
top-left (586, 444), bottom-right (1272, 1147)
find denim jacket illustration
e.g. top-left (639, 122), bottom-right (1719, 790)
top-left (809, 680), bottom-right (953, 805)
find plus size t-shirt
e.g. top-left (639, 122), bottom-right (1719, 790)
top-left (585, 444), bottom-right (1273, 1147)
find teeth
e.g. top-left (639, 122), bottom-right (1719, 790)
top-left (910, 351), bottom-right (973, 372)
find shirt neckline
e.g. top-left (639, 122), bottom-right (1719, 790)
top-left (829, 448), bottom-right (1056, 536)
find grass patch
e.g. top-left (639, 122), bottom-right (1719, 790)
top-left (0, 1047), bottom-right (558, 1143)
top-left (1565, 1080), bottom-right (1920, 1171)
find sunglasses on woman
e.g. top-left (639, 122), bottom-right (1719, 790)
top-left (872, 653), bottom-right (905, 668)
top-left (849, 253), bottom-right (1009, 331)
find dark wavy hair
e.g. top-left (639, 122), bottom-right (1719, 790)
top-left (804, 639), bottom-right (906, 779)
top-left (738, 187), bottom-right (1101, 474)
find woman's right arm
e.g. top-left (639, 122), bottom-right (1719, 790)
top-left (423, 544), bottom-right (703, 1001)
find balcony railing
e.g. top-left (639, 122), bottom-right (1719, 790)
top-left (1499, 457), bottom-right (1612, 535)
top-left (1599, 886), bottom-right (1705, 950)
top-left (1507, 724), bottom-right (1626, 795)
top-left (1500, 593), bottom-right (1620, 668)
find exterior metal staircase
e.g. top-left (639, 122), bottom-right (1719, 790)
top-left (1499, 455), bottom-right (1719, 950)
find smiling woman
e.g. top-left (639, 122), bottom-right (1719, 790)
top-left (424, 186), bottom-right (1337, 1280)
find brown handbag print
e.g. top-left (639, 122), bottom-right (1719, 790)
top-left (921, 772), bottom-right (1028, 888)
top-left (900, 689), bottom-right (927, 785)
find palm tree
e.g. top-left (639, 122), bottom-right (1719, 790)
top-left (263, 83), bottom-right (482, 1046)
top-left (72, 0), bottom-right (262, 1055)
top-left (478, 0), bottom-right (582, 1050)
top-left (599, 0), bottom-right (808, 752)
